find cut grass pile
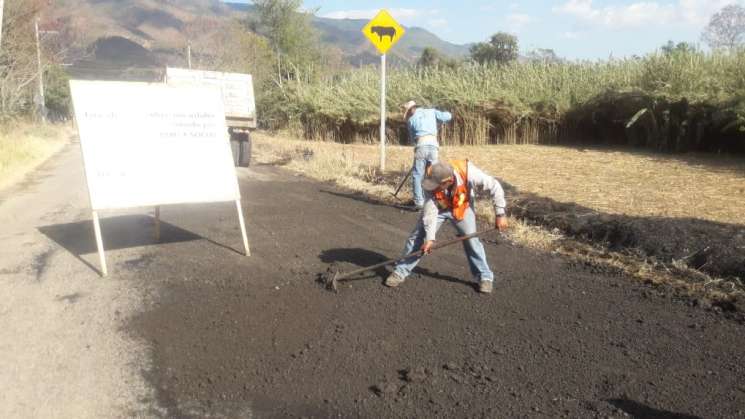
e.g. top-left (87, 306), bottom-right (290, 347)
top-left (0, 122), bottom-right (71, 191)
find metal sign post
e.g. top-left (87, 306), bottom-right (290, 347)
top-left (362, 10), bottom-right (405, 173)
top-left (379, 53), bottom-right (386, 171)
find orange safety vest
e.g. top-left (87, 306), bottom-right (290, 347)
top-left (431, 159), bottom-right (470, 220)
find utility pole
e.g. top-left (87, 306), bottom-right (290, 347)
top-left (0, 0), bottom-right (5, 51)
top-left (187, 41), bottom-right (192, 69)
top-left (35, 18), bottom-right (46, 123)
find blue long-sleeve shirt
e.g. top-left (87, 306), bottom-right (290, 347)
top-left (407, 108), bottom-right (452, 146)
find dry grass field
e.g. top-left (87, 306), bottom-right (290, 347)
top-left (253, 131), bottom-right (745, 299)
top-left (0, 123), bottom-right (71, 191)
top-left (253, 131), bottom-right (745, 226)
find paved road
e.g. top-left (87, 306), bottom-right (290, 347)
top-left (2, 142), bottom-right (744, 418)
top-left (0, 142), bottom-right (157, 418)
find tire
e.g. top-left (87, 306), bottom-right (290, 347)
top-left (242, 132), bottom-right (252, 167)
top-left (229, 130), bottom-right (251, 167)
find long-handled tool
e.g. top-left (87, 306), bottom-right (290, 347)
top-left (321, 227), bottom-right (498, 292)
top-left (390, 167), bottom-right (413, 200)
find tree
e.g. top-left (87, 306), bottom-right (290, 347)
top-left (250, 0), bottom-right (321, 80)
top-left (526, 48), bottom-right (560, 63)
top-left (469, 32), bottom-right (519, 64)
top-left (702, 4), bottom-right (745, 50)
top-left (43, 64), bottom-right (70, 121)
top-left (185, 17), bottom-right (275, 85)
top-left (417, 47), bottom-right (458, 69)
top-left (660, 40), bottom-right (697, 55)
top-left (417, 47), bottom-right (439, 68)
top-left (0, 0), bottom-right (46, 118)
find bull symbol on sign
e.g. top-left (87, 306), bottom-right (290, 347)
top-left (371, 26), bottom-right (396, 42)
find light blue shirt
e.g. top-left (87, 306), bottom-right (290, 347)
top-left (407, 108), bottom-right (452, 146)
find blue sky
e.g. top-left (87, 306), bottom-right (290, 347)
top-left (230, 1), bottom-right (743, 59)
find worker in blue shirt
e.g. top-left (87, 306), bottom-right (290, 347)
top-left (401, 100), bottom-right (452, 209)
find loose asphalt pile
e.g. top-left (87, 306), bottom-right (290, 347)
top-left (121, 166), bottom-right (745, 418)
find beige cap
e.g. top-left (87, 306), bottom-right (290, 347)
top-left (422, 161), bottom-right (454, 191)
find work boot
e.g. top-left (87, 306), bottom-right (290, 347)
top-left (385, 272), bottom-right (406, 288)
top-left (478, 280), bottom-right (493, 294)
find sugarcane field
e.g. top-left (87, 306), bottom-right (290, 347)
top-left (2, 1), bottom-right (745, 418)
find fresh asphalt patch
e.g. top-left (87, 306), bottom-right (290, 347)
top-left (124, 165), bottom-right (745, 418)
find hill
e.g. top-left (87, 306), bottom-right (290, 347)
top-left (48, 0), bottom-right (470, 77)
top-left (311, 15), bottom-right (469, 66)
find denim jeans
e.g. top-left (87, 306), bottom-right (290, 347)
top-left (411, 145), bottom-right (439, 207)
top-left (393, 206), bottom-right (495, 282)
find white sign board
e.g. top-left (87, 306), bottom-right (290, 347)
top-left (166, 67), bottom-right (256, 128)
top-left (70, 80), bottom-right (240, 211)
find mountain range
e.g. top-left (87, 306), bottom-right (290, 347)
top-left (46, 0), bottom-right (470, 77)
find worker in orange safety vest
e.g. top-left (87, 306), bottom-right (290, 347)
top-left (385, 159), bottom-right (508, 293)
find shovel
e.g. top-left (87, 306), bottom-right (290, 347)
top-left (321, 227), bottom-right (498, 292)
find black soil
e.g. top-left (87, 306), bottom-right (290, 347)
top-left (126, 166), bottom-right (745, 418)
top-left (510, 190), bottom-right (745, 280)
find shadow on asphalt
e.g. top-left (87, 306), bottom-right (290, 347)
top-left (319, 189), bottom-right (419, 212)
top-left (319, 247), bottom-right (475, 289)
top-left (38, 214), bottom-right (204, 273)
top-left (607, 398), bottom-right (703, 419)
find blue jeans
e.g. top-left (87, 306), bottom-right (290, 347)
top-left (393, 206), bottom-right (495, 282)
top-left (412, 145), bottom-right (439, 207)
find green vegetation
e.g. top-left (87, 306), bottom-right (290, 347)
top-left (417, 47), bottom-right (458, 70)
top-left (469, 32), bottom-right (519, 65)
top-left (0, 122), bottom-right (69, 190)
top-left (43, 65), bottom-right (72, 121)
top-left (260, 49), bottom-right (745, 151)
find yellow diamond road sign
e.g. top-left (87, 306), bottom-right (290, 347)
top-left (362, 10), bottom-right (405, 55)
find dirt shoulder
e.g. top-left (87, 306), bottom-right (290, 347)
top-left (128, 162), bottom-right (745, 418)
top-left (0, 143), bottom-right (157, 418)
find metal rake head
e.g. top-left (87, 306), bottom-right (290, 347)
top-left (318, 268), bottom-right (340, 293)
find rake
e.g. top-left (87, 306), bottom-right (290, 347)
top-left (321, 228), bottom-right (498, 293)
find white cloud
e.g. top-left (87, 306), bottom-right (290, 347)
top-left (553, 0), bottom-right (736, 29)
top-left (506, 13), bottom-right (535, 31)
top-left (677, 0), bottom-right (734, 25)
top-left (321, 8), bottom-right (420, 20)
top-left (479, 3), bottom-right (520, 13)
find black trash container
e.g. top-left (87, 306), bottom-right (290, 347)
top-left (229, 130), bottom-right (251, 167)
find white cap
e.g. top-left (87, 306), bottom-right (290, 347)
top-left (401, 100), bottom-right (417, 118)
